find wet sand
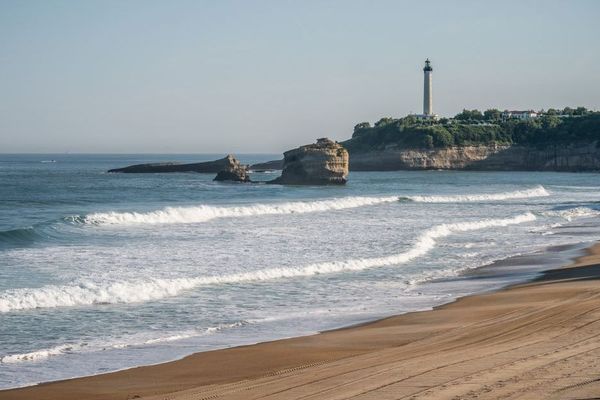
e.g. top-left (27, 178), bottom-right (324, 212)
top-left (3, 243), bottom-right (600, 400)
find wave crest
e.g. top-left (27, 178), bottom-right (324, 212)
top-left (79, 196), bottom-right (399, 225)
top-left (405, 186), bottom-right (549, 203)
top-left (0, 321), bottom-right (247, 364)
top-left (0, 344), bottom-right (74, 364)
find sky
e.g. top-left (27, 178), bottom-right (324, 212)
top-left (1, 0), bottom-right (599, 154)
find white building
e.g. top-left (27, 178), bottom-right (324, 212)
top-left (423, 59), bottom-right (433, 116)
top-left (501, 110), bottom-right (538, 120)
top-left (415, 59), bottom-right (438, 120)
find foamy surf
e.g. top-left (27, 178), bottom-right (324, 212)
top-left (79, 196), bottom-right (400, 225)
top-left (0, 213), bottom-right (536, 313)
top-left (76, 187), bottom-right (549, 226)
top-left (0, 322), bottom-right (247, 364)
top-left (0, 344), bottom-right (75, 364)
top-left (405, 185), bottom-right (549, 203)
top-left (541, 207), bottom-right (600, 221)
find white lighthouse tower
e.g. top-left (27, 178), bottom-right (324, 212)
top-left (423, 59), bottom-right (433, 116)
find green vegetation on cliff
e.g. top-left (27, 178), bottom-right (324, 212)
top-left (343, 109), bottom-right (600, 153)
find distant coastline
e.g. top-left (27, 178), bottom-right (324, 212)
top-left (252, 109), bottom-right (600, 172)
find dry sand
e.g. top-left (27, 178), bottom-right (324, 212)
top-left (3, 244), bottom-right (600, 400)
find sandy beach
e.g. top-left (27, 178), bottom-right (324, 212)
top-left (1, 243), bottom-right (599, 400)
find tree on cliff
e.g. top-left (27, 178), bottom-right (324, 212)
top-left (455, 109), bottom-right (484, 121)
top-left (342, 111), bottom-right (600, 152)
top-left (352, 122), bottom-right (371, 138)
top-left (374, 117), bottom-right (396, 127)
top-left (483, 109), bottom-right (502, 121)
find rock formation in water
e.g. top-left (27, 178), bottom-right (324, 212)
top-left (213, 165), bottom-right (251, 182)
top-left (250, 159), bottom-right (284, 171)
top-left (269, 138), bottom-right (349, 185)
top-left (108, 155), bottom-right (244, 173)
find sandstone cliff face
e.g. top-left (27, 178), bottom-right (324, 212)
top-left (270, 138), bottom-right (349, 185)
top-left (349, 143), bottom-right (600, 172)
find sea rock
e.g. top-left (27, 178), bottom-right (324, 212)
top-left (269, 138), bottom-right (349, 185)
top-left (213, 165), bottom-right (251, 182)
top-left (108, 155), bottom-right (243, 173)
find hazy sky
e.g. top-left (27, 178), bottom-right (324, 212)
top-left (1, 0), bottom-right (599, 153)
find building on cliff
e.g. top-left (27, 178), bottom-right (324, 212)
top-left (501, 110), bottom-right (539, 121)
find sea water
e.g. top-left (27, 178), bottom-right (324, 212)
top-left (1, 153), bottom-right (600, 388)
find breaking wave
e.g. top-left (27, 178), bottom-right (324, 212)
top-left (541, 207), bottom-right (600, 222)
top-left (0, 321), bottom-right (246, 364)
top-left (0, 344), bottom-right (75, 364)
top-left (0, 213), bottom-right (536, 313)
top-left (76, 187), bottom-right (548, 226)
top-left (405, 186), bottom-right (549, 203)
top-left (77, 196), bottom-right (400, 225)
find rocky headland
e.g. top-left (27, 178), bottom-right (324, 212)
top-left (108, 155), bottom-right (244, 173)
top-left (341, 112), bottom-right (600, 171)
top-left (268, 138), bottom-right (349, 185)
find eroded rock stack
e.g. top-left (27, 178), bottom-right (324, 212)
top-left (212, 154), bottom-right (251, 182)
top-left (269, 138), bottom-right (349, 185)
top-left (213, 164), bottom-right (251, 182)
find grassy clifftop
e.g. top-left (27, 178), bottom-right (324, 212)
top-left (342, 112), bottom-right (600, 153)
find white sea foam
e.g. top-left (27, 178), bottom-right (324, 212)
top-left (78, 187), bottom-right (548, 226)
top-left (406, 186), bottom-right (549, 203)
top-left (542, 207), bottom-right (600, 222)
top-left (0, 213), bottom-right (536, 313)
top-left (81, 196), bottom-right (399, 225)
top-left (0, 344), bottom-right (77, 363)
top-left (0, 322), bottom-right (246, 364)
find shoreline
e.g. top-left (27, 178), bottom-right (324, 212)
top-left (2, 240), bottom-right (600, 399)
top-left (0, 241), bottom-right (586, 388)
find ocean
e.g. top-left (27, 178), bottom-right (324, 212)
top-left (1, 153), bottom-right (600, 389)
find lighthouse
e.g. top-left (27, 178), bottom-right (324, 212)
top-left (423, 59), bottom-right (433, 116)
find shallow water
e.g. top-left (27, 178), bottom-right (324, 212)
top-left (1, 153), bottom-right (599, 388)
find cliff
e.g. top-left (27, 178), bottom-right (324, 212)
top-left (348, 143), bottom-right (600, 171)
top-left (108, 155), bottom-right (244, 173)
top-left (343, 113), bottom-right (600, 171)
top-left (269, 138), bottom-right (349, 185)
